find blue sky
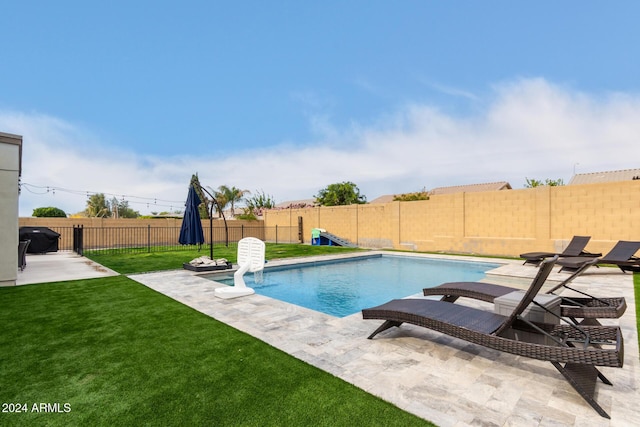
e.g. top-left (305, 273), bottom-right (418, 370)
top-left (2, 1), bottom-right (640, 216)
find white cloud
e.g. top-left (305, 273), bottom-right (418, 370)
top-left (415, 76), bottom-right (479, 101)
top-left (3, 77), bottom-right (640, 216)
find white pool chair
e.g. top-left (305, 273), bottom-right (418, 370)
top-left (214, 237), bottom-right (265, 299)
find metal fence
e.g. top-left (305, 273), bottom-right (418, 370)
top-left (45, 225), bottom-right (300, 255)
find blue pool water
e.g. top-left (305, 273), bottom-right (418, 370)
top-left (211, 255), bottom-right (500, 317)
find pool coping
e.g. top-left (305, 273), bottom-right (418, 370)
top-left (128, 251), bottom-right (638, 426)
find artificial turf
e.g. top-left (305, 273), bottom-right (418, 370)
top-left (0, 275), bottom-right (433, 426)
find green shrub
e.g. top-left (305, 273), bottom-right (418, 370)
top-left (32, 206), bottom-right (67, 217)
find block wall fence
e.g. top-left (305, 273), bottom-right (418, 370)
top-left (17, 218), bottom-right (277, 251)
top-left (19, 217), bottom-right (259, 229)
top-left (263, 181), bottom-right (640, 257)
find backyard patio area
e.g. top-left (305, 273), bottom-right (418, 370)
top-left (130, 252), bottom-right (639, 426)
top-left (5, 250), bottom-right (639, 426)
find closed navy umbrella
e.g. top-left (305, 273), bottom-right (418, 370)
top-left (179, 185), bottom-right (205, 246)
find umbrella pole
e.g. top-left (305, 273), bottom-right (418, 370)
top-left (197, 184), bottom-right (222, 260)
top-left (197, 184), bottom-right (229, 248)
top-left (209, 202), bottom-right (214, 260)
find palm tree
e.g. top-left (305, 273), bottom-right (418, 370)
top-left (85, 193), bottom-right (111, 218)
top-left (208, 186), bottom-right (229, 218)
top-left (217, 185), bottom-right (250, 217)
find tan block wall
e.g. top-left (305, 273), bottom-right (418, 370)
top-left (18, 218), bottom-right (267, 250)
top-left (20, 217), bottom-right (186, 229)
top-left (357, 203), bottom-right (395, 248)
top-left (464, 190), bottom-right (537, 238)
top-left (21, 180), bottom-right (639, 257)
top-left (549, 182), bottom-right (640, 254)
top-left (399, 199), bottom-right (450, 251)
top-left (264, 180), bottom-right (640, 257)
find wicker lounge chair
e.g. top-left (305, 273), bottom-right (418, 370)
top-left (520, 235), bottom-right (600, 266)
top-left (362, 257), bottom-right (623, 418)
top-left (422, 258), bottom-right (626, 322)
top-left (557, 240), bottom-right (640, 273)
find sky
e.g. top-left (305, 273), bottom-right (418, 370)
top-left (2, 1), bottom-right (640, 216)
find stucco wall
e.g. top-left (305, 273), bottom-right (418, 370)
top-left (264, 181), bottom-right (640, 257)
top-left (0, 133), bottom-right (22, 286)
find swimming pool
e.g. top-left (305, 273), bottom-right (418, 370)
top-left (209, 254), bottom-right (500, 317)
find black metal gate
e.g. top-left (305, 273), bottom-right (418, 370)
top-left (73, 225), bottom-right (84, 255)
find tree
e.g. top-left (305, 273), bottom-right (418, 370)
top-left (314, 181), bottom-right (367, 206)
top-left (393, 189), bottom-right (429, 202)
top-left (238, 190), bottom-right (276, 220)
top-left (217, 185), bottom-right (250, 217)
top-left (209, 187), bottom-right (229, 218)
top-left (524, 178), bottom-right (565, 188)
top-left (190, 174), bottom-right (209, 219)
top-left (114, 200), bottom-right (140, 218)
top-left (85, 193), bottom-right (111, 217)
top-left (32, 207), bottom-right (67, 217)
top-left (202, 184), bottom-right (230, 247)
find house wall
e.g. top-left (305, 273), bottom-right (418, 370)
top-left (0, 132), bottom-right (22, 286)
top-left (264, 181), bottom-right (640, 257)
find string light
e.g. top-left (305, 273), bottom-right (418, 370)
top-left (21, 182), bottom-right (185, 211)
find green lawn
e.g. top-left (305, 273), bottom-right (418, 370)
top-left (0, 275), bottom-right (432, 426)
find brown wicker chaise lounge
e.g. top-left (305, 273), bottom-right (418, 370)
top-left (519, 235), bottom-right (601, 266)
top-left (422, 258), bottom-right (627, 322)
top-left (557, 240), bottom-right (640, 273)
top-left (362, 257), bottom-right (624, 418)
